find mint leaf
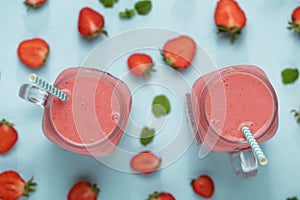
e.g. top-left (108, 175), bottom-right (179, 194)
top-left (140, 127), bottom-right (155, 146)
top-left (119, 8), bottom-right (135, 19)
top-left (134, 0), bottom-right (152, 15)
top-left (99, 0), bottom-right (118, 8)
top-left (152, 95), bottom-right (171, 118)
top-left (287, 197), bottom-right (298, 200)
top-left (281, 68), bottom-right (299, 84)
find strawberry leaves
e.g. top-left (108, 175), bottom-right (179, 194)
top-left (217, 25), bottom-right (243, 44)
top-left (23, 177), bottom-right (37, 197)
top-left (287, 21), bottom-right (300, 33)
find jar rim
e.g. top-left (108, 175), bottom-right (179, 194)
top-left (46, 67), bottom-right (129, 148)
top-left (199, 66), bottom-right (278, 145)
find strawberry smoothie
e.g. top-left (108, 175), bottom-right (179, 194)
top-left (189, 66), bottom-right (278, 152)
top-left (42, 68), bottom-right (132, 156)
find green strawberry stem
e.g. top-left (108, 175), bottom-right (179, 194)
top-left (0, 119), bottom-right (14, 127)
top-left (287, 21), bottom-right (300, 33)
top-left (91, 184), bottom-right (101, 197)
top-left (23, 177), bottom-right (37, 197)
top-left (148, 191), bottom-right (161, 200)
top-left (217, 25), bottom-right (243, 44)
top-left (291, 109), bottom-right (300, 123)
top-left (143, 64), bottom-right (155, 79)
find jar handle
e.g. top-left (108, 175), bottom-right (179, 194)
top-left (229, 150), bottom-right (258, 178)
top-left (19, 84), bottom-right (49, 108)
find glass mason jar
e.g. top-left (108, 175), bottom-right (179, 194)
top-left (19, 67), bottom-right (132, 157)
top-left (187, 65), bottom-right (278, 178)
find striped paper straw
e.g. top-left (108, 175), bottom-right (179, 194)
top-left (242, 126), bottom-right (268, 165)
top-left (29, 73), bottom-right (68, 101)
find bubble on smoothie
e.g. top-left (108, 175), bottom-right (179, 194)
top-left (112, 112), bottom-right (120, 122)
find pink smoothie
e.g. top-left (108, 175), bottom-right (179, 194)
top-left (42, 68), bottom-right (132, 156)
top-left (204, 72), bottom-right (274, 141)
top-left (190, 66), bottom-right (278, 152)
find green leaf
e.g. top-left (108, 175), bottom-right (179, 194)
top-left (119, 8), bottom-right (135, 19)
top-left (152, 95), bottom-right (171, 118)
top-left (140, 127), bottom-right (155, 146)
top-left (134, 0), bottom-right (152, 15)
top-left (287, 197), bottom-right (298, 200)
top-left (99, 0), bottom-right (118, 8)
top-left (281, 68), bottom-right (299, 84)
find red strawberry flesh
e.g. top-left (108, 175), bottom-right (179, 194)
top-left (78, 7), bottom-right (106, 38)
top-left (17, 38), bottom-right (49, 68)
top-left (191, 175), bottom-right (214, 198)
top-left (162, 35), bottom-right (196, 69)
top-left (0, 119), bottom-right (18, 154)
top-left (130, 151), bottom-right (161, 174)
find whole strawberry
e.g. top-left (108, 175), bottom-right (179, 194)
top-left (17, 38), bottom-right (49, 68)
top-left (0, 170), bottom-right (36, 200)
top-left (214, 0), bottom-right (246, 43)
top-left (191, 175), bottom-right (214, 198)
top-left (0, 119), bottom-right (18, 154)
top-left (288, 7), bottom-right (300, 33)
top-left (78, 7), bottom-right (108, 38)
top-left (148, 191), bottom-right (176, 200)
top-left (68, 181), bottom-right (100, 200)
top-left (162, 35), bottom-right (196, 69)
top-left (24, 0), bottom-right (46, 8)
top-left (127, 53), bottom-right (155, 78)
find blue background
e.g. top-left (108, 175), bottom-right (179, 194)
top-left (1, 0), bottom-right (300, 199)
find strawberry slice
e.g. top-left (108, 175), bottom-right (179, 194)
top-left (127, 53), bottom-right (155, 78)
top-left (288, 7), bottom-right (300, 33)
top-left (162, 35), bottom-right (196, 69)
top-left (17, 38), bottom-right (49, 68)
top-left (0, 170), bottom-right (36, 200)
top-left (78, 7), bottom-right (108, 38)
top-left (148, 191), bottom-right (176, 200)
top-left (214, 0), bottom-right (246, 43)
top-left (191, 175), bottom-right (214, 198)
top-left (24, 0), bottom-right (46, 8)
top-left (68, 181), bottom-right (100, 200)
top-left (130, 151), bottom-right (161, 174)
top-left (0, 119), bottom-right (18, 154)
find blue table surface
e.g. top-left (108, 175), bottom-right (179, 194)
top-left (1, 0), bottom-right (300, 199)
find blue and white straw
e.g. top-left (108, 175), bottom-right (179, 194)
top-left (242, 126), bottom-right (268, 165)
top-left (29, 73), bottom-right (68, 101)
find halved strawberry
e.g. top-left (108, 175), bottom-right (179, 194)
top-left (24, 0), bottom-right (46, 8)
top-left (127, 53), bottom-right (155, 78)
top-left (148, 191), bottom-right (176, 200)
top-left (17, 38), bottom-right (49, 68)
top-left (162, 35), bottom-right (196, 69)
top-left (288, 7), bottom-right (300, 33)
top-left (0, 170), bottom-right (36, 200)
top-left (68, 181), bottom-right (100, 200)
top-left (130, 151), bottom-right (161, 174)
top-left (0, 119), bottom-right (18, 154)
top-left (191, 175), bottom-right (214, 198)
top-left (214, 0), bottom-right (246, 43)
top-left (78, 7), bottom-right (107, 38)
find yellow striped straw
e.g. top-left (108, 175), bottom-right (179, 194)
top-left (29, 73), bottom-right (68, 101)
